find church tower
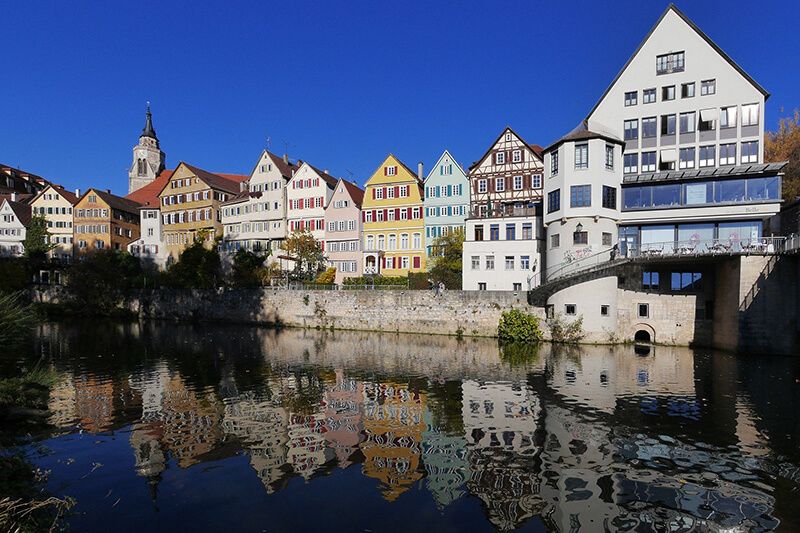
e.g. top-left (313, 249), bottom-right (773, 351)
top-left (128, 103), bottom-right (166, 194)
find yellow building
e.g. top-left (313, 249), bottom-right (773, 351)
top-left (157, 162), bottom-right (248, 259)
top-left (361, 155), bottom-right (425, 276)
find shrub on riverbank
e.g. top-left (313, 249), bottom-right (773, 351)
top-left (0, 259), bottom-right (29, 293)
top-left (0, 292), bottom-right (37, 347)
top-left (547, 313), bottom-right (585, 344)
top-left (0, 455), bottom-right (74, 533)
top-left (163, 241), bottom-right (222, 289)
top-left (65, 250), bottom-right (148, 315)
top-left (0, 368), bottom-right (59, 412)
top-left (497, 309), bottom-right (543, 343)
top-left (342, 275), bottom-right (409, 288)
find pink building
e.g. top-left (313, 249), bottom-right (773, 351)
top-left (324, 178), bottom-right (364, 283)
top-left (286, 162), bottom-right (337, 249)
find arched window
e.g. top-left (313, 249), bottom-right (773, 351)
top-left (137, 159), bottom-right (147, 176)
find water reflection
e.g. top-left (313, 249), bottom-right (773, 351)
top-left (5, 322), bottom-right (798, 531)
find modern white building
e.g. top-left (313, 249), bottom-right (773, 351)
top-left (221, 150), bottom-right (298, 257)
top-left (285, 162), bottom-right (337, 248)
top-left (126, 169), bottom-right (173, 269)
top-left (462, 127), bottom-right (545, 290)
top-left (30, 185), bottom-right (79, 262)
top-left (0, 197), bottom-right (30, 257)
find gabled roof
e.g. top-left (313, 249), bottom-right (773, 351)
top-left (292, 161), bottom-right (339, 188)
top-left (3, 199), bottom-right (32, 226)
top-left (377, 154), bottom-right (423, 185)
top-left (337, 179), bottom-right (365, 207)
top-left (32, 184), bottom-right (80, 206)
top-left (221, 190), bottom-right (263, 206)
top-left (468, 127), bottom-right (543, 171)
top-left (180, 162), bottom-right (249, 195)
top-left (250, 150), bottom-right (299, 179)
top-left (585, 4), bottom-right (769, 123)
top-left (83, 188), bottom-right (142, 214)
top-left (126, 169), bottom-right (175, 207)
top-left (543, 125), bottom-right (624, 153)
top-left (424, 150), bottom-right (467, 183)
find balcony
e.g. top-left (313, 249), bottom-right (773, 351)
top-left (470, 205), bottom-right (540, 220)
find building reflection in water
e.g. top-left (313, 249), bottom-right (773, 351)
top-left (32, 322), bottom-right (796, 531)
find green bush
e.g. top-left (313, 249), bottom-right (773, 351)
top-left (497, 309), bottom-right (543, 343)
top-left (65, 249), bottom-right (145, 314)
top-left (547, 313), bottom-right (586, 344)
top-left (316, 267), bottom-right (336, 285)
top-left (0, 259), bottom-right (28, 293)
top-left (230, 249), bottom-right (266, 287)
top-left (342, 275), bottom-right (408, 287)
top-left (0, 292), bottom-right (37, 347)
top-left (408, 272), bottom-right (429, 290)
top-left (164, 241), bottom-right (222, 289)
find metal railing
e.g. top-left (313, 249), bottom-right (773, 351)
top-left (470, 205), bottom-right (540, 219)
top-left (626, 236), bottom-right (786, 259)
top-left (543, 247), bottom-right (616, 283)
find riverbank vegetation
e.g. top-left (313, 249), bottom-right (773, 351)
top-left (497, 309), bottom-right (543, 343)
top-left (547, 313), bottom-right (586, 344)
top-left (0, 455), bottom-right (74, 533)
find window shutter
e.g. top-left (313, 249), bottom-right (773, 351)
top-left (413, 256), bottom-right (420, 269)
top-left (383, 167), bottom-right (387, 176)
top-left (372, 188), bottom-right (376, 199)
top-left (383, 209), bottom-right (388, 220)
top-left (394, 186), bottom-right (399, 198)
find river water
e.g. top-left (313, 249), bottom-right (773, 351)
top-left (2, 321), bottom-right (799, 532)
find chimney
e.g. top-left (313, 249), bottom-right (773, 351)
top-left (417, 162), bottom-right (424, 181)
top-left (106, 189), bottom-right (111, 194)
top-left (75, 188), bottom-right (81, 198)
top-left (240, 181), bottom-right (247, 192)
top-left (323, 169), bottom-right (329, 175)
top-left (11, 192), bottom-right (16, 202)
top-left (283, 154), bottom-right (289, 164)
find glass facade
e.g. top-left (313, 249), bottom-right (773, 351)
top-left (620, 220), bottom-right (763, 251)
top-left (622, 176), bottom-right (780, 210)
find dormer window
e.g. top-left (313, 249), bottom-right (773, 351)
top-left (656, 51), bottom-right (684, 75)
top-left (385, 166), bottom-right (397, 176)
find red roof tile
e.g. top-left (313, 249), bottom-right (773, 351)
top-left (125, 169), bottom-right (174, 207)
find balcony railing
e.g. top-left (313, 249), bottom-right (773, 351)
top-left (470, 205), bottom-right (540, 219)
top-left (626, 236), bottom-right (786, 258)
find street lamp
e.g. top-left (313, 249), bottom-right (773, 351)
top-left (575, 222), bottom-right (584, 233)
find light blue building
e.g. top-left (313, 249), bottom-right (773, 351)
top-left (423, 150), bottom-right (469, 256)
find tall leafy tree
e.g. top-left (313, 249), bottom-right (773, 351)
top-left (166, 241), bottom-right (222, 289)
top-left (284, 228), bottom-right (325, 279)
top-left (23, 214), bottom-right (53, 261)
top-left (765, 109), bottom-right (800, 201)
top-left (428, 230), bottom-right (464, 289)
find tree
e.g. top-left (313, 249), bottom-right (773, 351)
top-left (428, 230), bottom-right (464, 289)
top-left (165, 241), bottom-right (222, 289)
top-left (23, 214), bottom-right (53, 262)
top-left (765, 109), bottom-right (800, 201)
top-left (284, 228), bottom-right (325, 279)
top-left (316, 267), bottom-right (336, 284)
top-left (66, 249), bottom-right (144, 314)
top-left (230, 249), bottom-right (267, 287)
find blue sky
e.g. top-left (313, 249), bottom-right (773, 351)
top-left (2, 0), bottom-right (798, 194)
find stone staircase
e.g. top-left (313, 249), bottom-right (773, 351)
top-left (527, 259), bottom-right (630, 306)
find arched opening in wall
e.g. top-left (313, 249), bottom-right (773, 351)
top-left (634, 329), bottom-right (652, 344)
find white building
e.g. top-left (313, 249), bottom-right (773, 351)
top-left (221, 150), bottom-right (298, 257)
top-left (30, 185), bottom-right (79, 262)
top-left (126, 169), bottom-right (173, 269)
top-left (0, 197), bottom-right (30, 256)
top-left (462, 127), bottom-right (545, 290)
top-left (285, 162), bottom-right (337, 248)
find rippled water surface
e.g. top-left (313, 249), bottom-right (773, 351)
top-left (3, 321), bottom-right (800, 532)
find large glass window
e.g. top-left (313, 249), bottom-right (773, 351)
top-left (570, 185), bottom-right (591, 207)
top-left (656, 51), bottom-right (684, 74)
top-left (661, 114), bottom-right (676, 136)
top-left (720, 106), bottom-right (737, 129)
top-left (641, 225), bottom-right (675, 253)
top-left (678, 223), bottom-right (715, 253)
top-left (683, 182), bottom-right (711, 205)
top-left (741, 141), bottom-right (759, 164)
top-left (745, 176), bottom-right (779, 201)
top-left (719, 143), bottom-right (736, 165)
top-left (642, 117), bottom-right (657, 138)
top-left (741, 103), bottom-right (759, 126)
top-left (714, 179), bottom-right (746, 203)
top-left (624, 119), bottom-right (638, 140)
top-left (623, 176), bottom-right (779, 211)
top-left (679, 112), bottom-right (696, 134)
top-left (641, 151), bottom-right (656, 172)
top-left (652, 184), bottom-right (681, 207)
top-left (679, 147), bottom-right (695, 169)
top-left (719, 221), bottom-right (762, 244)
top-left (699, 145), bottom-right (715, 167)
top-left (671, 272), bottom-right (702, 292)
top-left (624, 153), bottom-right (638, 174)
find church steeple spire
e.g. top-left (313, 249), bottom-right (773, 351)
top-left (141, 102), bottom-right (157, 140)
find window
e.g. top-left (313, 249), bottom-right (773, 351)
top-left (520, 255), bottom-right (530, 270)
top-left (474, 225), bottom-right (484, 241)
top-left (386, 166), bottom-right (397, 176)
top-left (478, 180), bottom-right (487, 193)
top-left (720, 143), bottom-right (736, 165)
top-left (413, 233), bottom-right (421, 249)
top-left (624, 153), bottom-right (638, 174)
top-left (661, 114), bottom-right (676, 136)
top-left (471, 256), bottom-right (479, 270)
top-left (547, 189), bottom-right (560, 213)
top-left (700, 79), bottom-right (716, 95)
top-left (521, 223), bottom-right (533, 240)
top-left (573, 230), bottom-right (588, 245)
top-left (643, 88), bottom-right (656, 104)
top-left (551, 152), bottom-right (559, 175)
top-left (643, 271), bottom-right (659, 290)
top-left (678, 147), bottom-right (696, 169)
top-left (642, 117), bottom-right (657, 138)
top-left (741, 141), bottom-right (758, 164)
top-left (375, 187), bottom-right (384, 199)
top-left (505, 256), bottom-right (514, 270)
top-left (489, 224), bottom-right (499, 240)
top-left (570, 185), bottom-right (591, 207)
top-left (532, 174), bottom-right (541, 188)
top-left (513, 176), bottom-right (523, 190)
top-left (624, 91), bottom-right (637, 106)
top-left (575, 144), bottom-right (588, 169)
top-left (741, 104), bottom-right (759, 126)
top-left (656, 51), bottom-right (684, 74)
top-left (679, 112), bottom-right (696, 134)
top-left (642, 152), bottom-right (657, 172)
top-left (565, 304), bottom-right (577, 316)
top-left (699, 145), bottom-right (715, 167)
top-left (513, 283), bottom-right (522, 291)
top-left (681, 82), bottom-right (695, 98)
top-left (400, 233), bottom-right (409, 249)
top-left (495, 177), bottom-right (505, 192)
top-left (605, 144), bottom-right (614, 170)
top-left (496, 152), bottom-right (505, 164)
top-left (638, 303), bottom-right (649, 318)
top-left (602, 186), bottom-right (617, 209)
top-left (662, 85), bottom-right (675, 101)
top-left (720, 106), bottom-right (737, 129)
top-left (512, 150), bottom-right (522, 163)
top-left (485, 255), bottom-right (494, 270)
top-left (600, 305), bottom-right (610, 316)
top-left (624, 119), bottom-right (639, 140)
top-left (478, 282), bottom-right (487, 291)
top-left (602, 232), bottom-right (612, 246)
top-left (505, 224), bottom-right (516, 241)
top-left (550, 234), bottom-right (560, 248)
top-left (671, 272), bottom-right (703, 291)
